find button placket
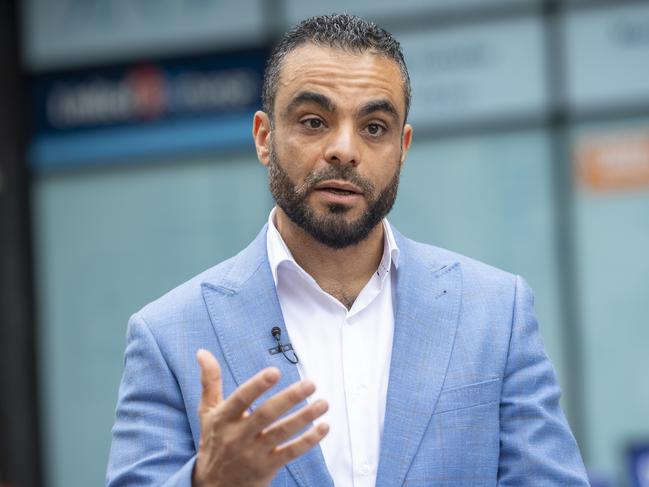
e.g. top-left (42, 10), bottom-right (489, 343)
top-left (342, 315), bottom-right (372, 482)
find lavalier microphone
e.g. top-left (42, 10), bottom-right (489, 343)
top-left (269, 326), bottom-right (299, 365)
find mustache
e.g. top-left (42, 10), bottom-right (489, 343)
top-left (298, 165), bottom-right (375, 196)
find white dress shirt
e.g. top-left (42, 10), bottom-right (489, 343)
top-left (266, 208), bottom-right (399, 487)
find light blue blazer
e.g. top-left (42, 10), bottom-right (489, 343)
top-left (107, 225), bottom-right (589, 486)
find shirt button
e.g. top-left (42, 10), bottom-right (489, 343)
top-left (360, 464), bottom-right (371, 475)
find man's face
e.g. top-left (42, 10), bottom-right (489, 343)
top-left (254, 44), bottom-right (412, 248)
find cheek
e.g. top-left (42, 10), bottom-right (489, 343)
top-left (368, 146), bottom-right (402, 181)
top-left (276, 132), bottom-right (321, 175)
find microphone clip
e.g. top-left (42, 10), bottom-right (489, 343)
top-left (269, 326), bottom-right (299, 365)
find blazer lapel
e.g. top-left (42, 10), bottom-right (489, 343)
top-left (201, 226), bottom-right (334, 487)
top-left (376, 233), bottom-right (462, 486)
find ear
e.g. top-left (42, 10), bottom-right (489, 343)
top-left (253, 111), bottom-right (272, 167)
top-left (400, 123), bottom-right (413, 168)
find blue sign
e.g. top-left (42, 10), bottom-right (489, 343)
top-left (29, 48), bottom-right (267, 171)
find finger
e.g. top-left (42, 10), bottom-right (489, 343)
top-left (259, 399), bottom-right (328, 447)
top-left (197, 349), bottom-right (223, 413)
top-left (220, 367), bottom-right (281, 421)
top-left (270, 422), bottom-right (329, 468)
top-left (244, 380), bottom-right (316, 436)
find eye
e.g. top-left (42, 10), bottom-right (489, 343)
top-left (366, 122), bottom-right (386, 136)
top-left (301, 117), bottom-right (324, 129)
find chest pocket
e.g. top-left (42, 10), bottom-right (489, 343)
top-left (433, 377), bottom-right (501, 414)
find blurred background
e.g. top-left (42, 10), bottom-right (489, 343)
top-left (1, 0), bottom-right (648, 486)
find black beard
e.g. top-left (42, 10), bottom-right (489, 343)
top-left (267, 146), bottom-right (401, 249)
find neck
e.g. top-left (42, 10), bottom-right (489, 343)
top-left (274, 207), bottom-right (385, 308)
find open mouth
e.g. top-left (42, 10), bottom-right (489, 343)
top-left (314, 180), bottom-right (363, 196)
top-left (321, 188), bottom-right (357, 195)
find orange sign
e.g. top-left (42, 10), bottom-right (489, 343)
top-left (575, 131), bottom-right (649, 191)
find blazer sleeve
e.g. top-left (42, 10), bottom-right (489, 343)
top-left (106, 312), bottom-right (197, 487)
top-left (497, 276), bottom-right (589, 485)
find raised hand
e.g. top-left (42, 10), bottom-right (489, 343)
top-left (192, 349), bottom-right (329, 487)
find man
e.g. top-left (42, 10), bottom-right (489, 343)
top-left (107, 14), bottom-right (589, 486)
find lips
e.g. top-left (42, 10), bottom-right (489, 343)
top-left (313, 180), bottom-right (363, 195)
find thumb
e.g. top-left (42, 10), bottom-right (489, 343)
top-left (197, 348), bottom-right (223, 413)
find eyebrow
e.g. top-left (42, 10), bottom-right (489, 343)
top-left (282, 92), bottom-right (400, 123)
top-left (357, 99), bottom-right (399, 122)
top-left (283, 91), bottom-right (335, 117)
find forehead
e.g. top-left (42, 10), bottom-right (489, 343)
top-left (275, 43), bottom-right (406, 117)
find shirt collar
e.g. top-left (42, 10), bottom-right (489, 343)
top-left (266, 207), bottom-right (400, 287)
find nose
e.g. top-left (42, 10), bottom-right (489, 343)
top-left (323, 123), bottom-right (359, 167)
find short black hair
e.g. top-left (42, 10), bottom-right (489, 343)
top-left (262, 13), bottom-right (411, 124)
